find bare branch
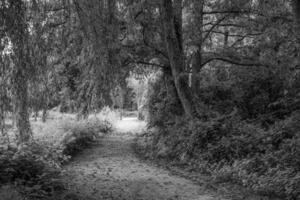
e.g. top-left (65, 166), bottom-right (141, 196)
top-left (202, 15), bottom-right (228, 42)
top-left (136, 61), bottom-right (166, 68)
top-left (201, 53), bottom-right (269, 68)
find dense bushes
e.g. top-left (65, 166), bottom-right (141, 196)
top-left (137, 72), bottom-right (300, 199)
top-left (0, 113), bottom-right (114, 199)
top-left (138, 113), bottom-right (300, 199)
top-left (0, 143), bottom-right (64, 199)
top-left (59, 117), bottom-right (113, 156)
top-left (147, 75), bottom-right (184, 128)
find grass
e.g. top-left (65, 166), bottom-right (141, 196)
top-left (32, 108), bottom-right (117, 143)
top-left (0, 109), bottom-right (118, 200)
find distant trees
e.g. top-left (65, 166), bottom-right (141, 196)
top-left (1, 0), bottom-right (300, 142)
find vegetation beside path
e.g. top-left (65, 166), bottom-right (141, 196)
top-left (59, 118), bottom-right (227, 200)
top-left (0, 111), bottom-right (114, 200)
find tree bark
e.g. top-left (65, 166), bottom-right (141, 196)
top-left (162, 0), bottom-right (195, 118)
top-left (294, 0), bottom-right (300, 36)
top-left (12, 59), bottom-right (32, 143)
top-left (42, 105), bottom-right (47, 122)
top-left (8, 0), bottom-right (32, 143)
top-left (191, 0), bottom-right (204, 91)
top-left (119, 84), bottom-right (126, 120)
top-left (293, 0), bottom-right (300, 67)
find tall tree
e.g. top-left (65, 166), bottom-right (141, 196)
top-left (294, 0), bottom-right (300, 35)
top-left (190, 0), bottom-right (204, 90)
top-left (162, 0), bottom-right (195, 117)
top-left (4, 0), bottom-right (32, 142)
top-left (293, 0), bottom-right (300, 67)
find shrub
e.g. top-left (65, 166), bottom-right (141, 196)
top-left (209, 113), bottom-right (300, 199)
top-left (59, 117), bottom-right (112, 156)
top-left (215, 158), bottom-right (300, 199)
top-left (0, 142), bottom-right (64, 199)
top-left (0, 185), bottom-right (23, 200)
top-left (196, 81), bottom-right (235, 114)
top-left (92, 106), bottom-right (120, 125)
top-left (0, 111), bottom-right (114, 199)
top-left (141, 59), bottom-right (300, 199)
top-left (32, 113), bottom-right (113, 157)
top-left (138, 108), bottom-right (300, 199)
top-left (147, 76), bottom-right (184, 128)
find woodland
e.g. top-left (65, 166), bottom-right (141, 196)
top-left (0, 0), bottom-right (300, 199)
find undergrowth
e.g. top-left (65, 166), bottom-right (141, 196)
top-left (0, 111), bottom-right (114, 200)
top-left (136, 114), bottom-right (300, 200)
top-left (135, 74), bottom-right (300, 200)
top-left (59, 117), bottom-right (112, 156)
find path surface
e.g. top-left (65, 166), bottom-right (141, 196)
top-left (62, 118), bottom-right (222, 200)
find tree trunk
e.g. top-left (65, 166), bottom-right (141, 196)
top-left (34, 110), bottom-right (38, 121)
top-left (12, 64), bottom-right (32, 143)
top-left (119, 85), bottom-right (126, 120)
top-left (8, 0), bottom-right (32, 143)
top-left (162, 0), bottom-right (195, 118)
top-left (42, 107), bottom-right (47, 123)
top-left (294, 0), bottom-right (300, 66)
top-left (41, 81), bottom-right (49, 123)
top-left (294, 0), bottom-right (300, 38)
top-left (191, 0), bottom-right (204, 91)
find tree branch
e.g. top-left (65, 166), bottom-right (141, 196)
top-left (136, 61), bottom-right (166, 68)
top-left (201, 56), bottom-right (268, 67)
top-left (203, 9), bottom-right (259, 15)
top-left (202, 15), bottom-right (228, 42)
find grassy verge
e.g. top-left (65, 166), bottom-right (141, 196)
top-left (0, 110), bottom-right (116, 200)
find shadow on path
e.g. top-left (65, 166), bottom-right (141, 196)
top-left (61, 118), bottom-right (222, 200)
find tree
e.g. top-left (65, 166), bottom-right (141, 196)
top-left (1, 0), bottom-right (32, 143)
top-left (162, 0), bottom-right (195, 117)
top-left (293, 0), bottom-right (300, 66)
top-left (1, 0), bottom-right (298, 124)
top-left (190, 0), bottom-right (204, 90)
top-left (294, 0), bottom-right (300, 35)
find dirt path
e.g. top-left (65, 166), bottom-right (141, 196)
top-left (62, 118), bottom-right (223, 200)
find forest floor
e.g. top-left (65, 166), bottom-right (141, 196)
top-left (60, 118), bottom-right (226, 200)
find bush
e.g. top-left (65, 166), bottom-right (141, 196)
top-left (0, 112), bottom-right (114, 199)
top-left (92, 106), bottom-right (120, 125)
top-left (32, 113), bottom-right (113, 157)
top-left (0, 185), bottom-right (23, 200)
top-left (137, 108), bottom-right (300, 199)
top-left (140, 56), bottom-right (300, 200)
top-left (147, 75), bottom-right (184, 128)
top-left (59, 117), bottom-right (112, 156)
top-left (0, 143), bottom-right (64, 199)
top-left (215, 158), bottom-right (300, 199)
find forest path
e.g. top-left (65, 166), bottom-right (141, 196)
top-left (62, 118), bottom-right (221, 200)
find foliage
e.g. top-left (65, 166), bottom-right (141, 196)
top-left (0, 185), bottom-right (23, 200)
top-left (140, 111), bottom-right (300, 199)
top-left (59, 117), bottom-right (113, 156)
top-left (0, 143), bottom-right (64, 199)
top-left (147, 74), bottom-right (184, 128)
top-left (137, 67), bottom-right (300, 199)
top-left (1, 0), bottom-right (300, 199)
top-left (91, 107), bottom-right (120, 125)
top-left (0, 111), bottom-right (114, 199)
top-left (32, 111), bottom-right (114, 158)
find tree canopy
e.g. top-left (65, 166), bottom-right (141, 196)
top-left (0, 0), bottom-right (299, 142)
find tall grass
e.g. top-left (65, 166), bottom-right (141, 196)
top-left (32, 108), bottom-right (118, 145)
top-left (0, 109), bottom-right (117, 200)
